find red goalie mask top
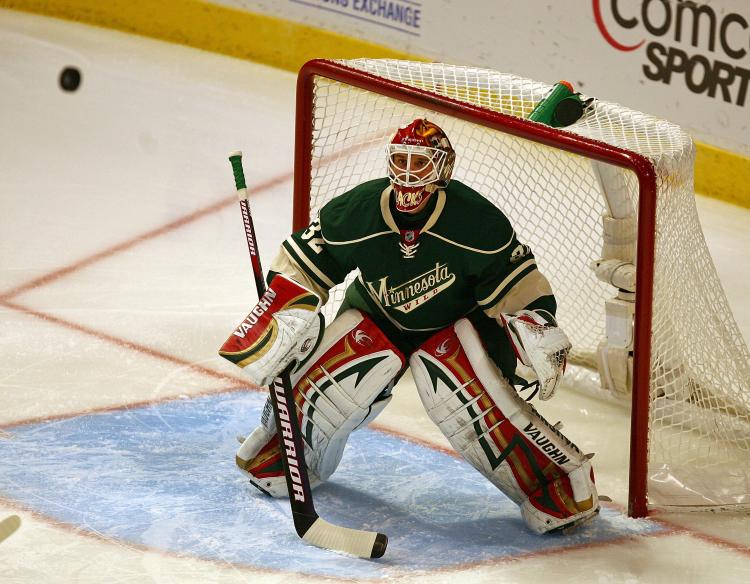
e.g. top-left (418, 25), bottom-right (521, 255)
top-left (387, 119), bottom-right (455, 214)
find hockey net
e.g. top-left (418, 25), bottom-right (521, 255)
top-left (293, 59), bottom-right (750, 515)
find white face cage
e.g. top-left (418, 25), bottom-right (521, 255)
top-left (387, 144), bottom-right (447, 188)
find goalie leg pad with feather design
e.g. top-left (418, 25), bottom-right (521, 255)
top-left (237, 309), bottom-right (405, 497)
top-left (410, 318), bottom-right (599, 534)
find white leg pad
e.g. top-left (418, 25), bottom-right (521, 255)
top-left (410, 318), bottom-right (599, 534)
top-left (237, 309), bottom-right (404, 496)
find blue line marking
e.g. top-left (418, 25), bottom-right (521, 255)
top-left (290, 0), bottom-right (422, 37)
top-left (0, 393), bottom-right (663, 579)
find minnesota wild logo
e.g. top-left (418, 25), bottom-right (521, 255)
top-left (366, 262), bottom-right (456, 313)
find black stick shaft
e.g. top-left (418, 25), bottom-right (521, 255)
top-left (229, 154), bottom-right (267, 295)
top-left (239, 199), bottom-right (268, 296)
top-left (269, 372), bottom-right (318, 532)
top-left (228, 152), bottom-right (318, 529)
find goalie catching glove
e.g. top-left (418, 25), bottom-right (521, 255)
top-left (219, 274), bottom-right (323, 386)
top-left (503, 310), bottom-right (571, 401)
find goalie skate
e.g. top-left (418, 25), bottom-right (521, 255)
top-left (552, 505), bottom-right (600, 535)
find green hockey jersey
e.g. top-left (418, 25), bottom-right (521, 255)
top-left (274, 178), bottom-right (556, 339)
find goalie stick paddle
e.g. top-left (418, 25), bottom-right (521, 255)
top-left (227, 151), bottom-right (388, 559)
top-left (0, 515), bottom-right (21, 544)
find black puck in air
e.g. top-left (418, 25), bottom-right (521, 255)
top-left (59, 67), bottom-right (82, 92)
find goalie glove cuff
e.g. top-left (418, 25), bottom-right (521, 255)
top-left (219, 274), bottom-right (323, 386)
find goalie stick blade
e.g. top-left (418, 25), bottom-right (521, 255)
top-left (300, 516), bottom-right (388, 559)
top-left (0, 515), bottom-right (21, 544)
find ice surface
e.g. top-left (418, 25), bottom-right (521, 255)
top-left (1, 7), bottom-right (749, 584)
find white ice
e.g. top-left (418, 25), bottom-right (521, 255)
top-left (1, 8), bottom-right (749, 584)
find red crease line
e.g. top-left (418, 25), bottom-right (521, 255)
top-left (0, 172), bottom-right (292, 301)
top-left (0, 298), bottom-right (254, 389)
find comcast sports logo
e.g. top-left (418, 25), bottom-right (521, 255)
top-left (593, 0), bottom-right (644, 51)
top-left (592, 0), bottom-right (750, 107)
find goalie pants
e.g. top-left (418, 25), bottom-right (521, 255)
top-left (339, 281), bottom-right (523, 382)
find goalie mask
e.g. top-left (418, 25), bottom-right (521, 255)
top-left (387, 119), bottom-right (455, 213)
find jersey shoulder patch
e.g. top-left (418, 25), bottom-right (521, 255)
top-left (319, 178), bottom-right (392, 244)
top-left (427, 180), bottom-right (515, 254)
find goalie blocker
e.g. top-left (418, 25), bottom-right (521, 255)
top-left (411, 318), bottom-right (598, 534)
top-left (219, 274), bottom-right (324, 387)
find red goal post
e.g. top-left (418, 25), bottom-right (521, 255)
top-left (291, 58), bottom-right (750, 518)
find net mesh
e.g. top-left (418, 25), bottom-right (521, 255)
top-left (302, 59), bottom-right (750, 510)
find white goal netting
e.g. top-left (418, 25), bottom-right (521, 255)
top-left (299, 59), bottom-right (750, 511)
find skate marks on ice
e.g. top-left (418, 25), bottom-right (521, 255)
top-left (0, 392), bottom-right (663, 579)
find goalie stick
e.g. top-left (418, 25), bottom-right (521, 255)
top-left (227, 151), bottom-right (388, 559)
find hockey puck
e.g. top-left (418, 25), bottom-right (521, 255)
top-left (59, 66), bottom-right (81, 92)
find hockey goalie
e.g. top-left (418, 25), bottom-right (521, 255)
top-left (220, 118), bottom-right (599, 534)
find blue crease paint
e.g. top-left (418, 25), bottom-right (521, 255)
top-left (0, 392), bottom-right (663, 579)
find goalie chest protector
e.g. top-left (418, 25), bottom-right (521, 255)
top-left (285, 178), bottom-right (536, 333)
